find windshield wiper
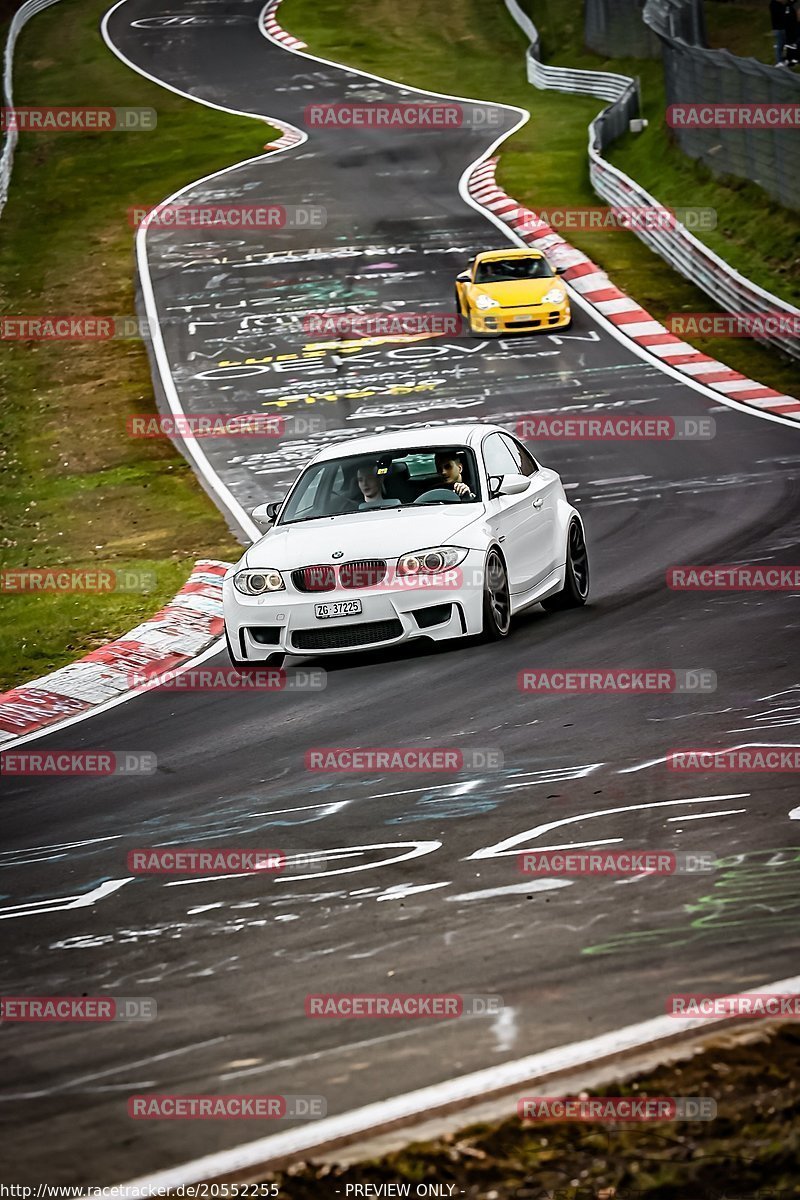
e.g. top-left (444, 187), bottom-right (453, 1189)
top-left (281, 507), bottom-right (408, 526)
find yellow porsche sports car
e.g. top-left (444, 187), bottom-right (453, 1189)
top-left (454, 248), bottom-right (571, 337)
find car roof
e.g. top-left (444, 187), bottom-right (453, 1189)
top-left (473, 248), bottom-right (544, 262)
top-left (310, 422), bottom-right (510, 462)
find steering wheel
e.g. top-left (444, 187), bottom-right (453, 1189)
top-left (413, 488), bottom-right (462, 505)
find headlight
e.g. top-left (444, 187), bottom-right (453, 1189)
top-left (543, 287), bottom-right (566, 305)
top-left (233, 568), bottom-right (285, 595)
top-left (397, 547), bottom-right (469, 575)
top-left (476, 295), bottom-right (500, 311)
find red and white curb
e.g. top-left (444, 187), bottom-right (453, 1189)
top-left (259, 0), bottom-right (308, 157)
top-left (261, 0), bottom-right (306, 52)
top-left (262, 120), bottom-right (305, 152)
top-left (0, 560), bottom-right (230, 748)
top-left (468, 158), bottom-right (800, 421)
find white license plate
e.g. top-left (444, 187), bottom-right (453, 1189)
top-left (315, 600), bottom-right (362, 619)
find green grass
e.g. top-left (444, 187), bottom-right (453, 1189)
top-left (0, 0), bottom-right (281, 690)
top-left (705, 0), bottom-right (777, 63)
top-left (279, 0), bottom-right (798, 400)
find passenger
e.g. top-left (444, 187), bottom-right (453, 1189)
top-left (435, 451), bottom-right (475, 499)
top-left (356, 464), bottom-right (385, 505)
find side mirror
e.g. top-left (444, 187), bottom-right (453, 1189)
top-left (456, 271), bottom-right (470, 282)
top-left (251, 501), bottom-right (280, 524)
top-left (498, 473), bottom-right (531, 497)
top-left (555, 265), bottom-right (567, 275)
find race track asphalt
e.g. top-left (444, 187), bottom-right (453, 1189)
top-left (1, 0), bottom-right (799, 1182)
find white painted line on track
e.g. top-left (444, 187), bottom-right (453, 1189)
top-left (666, 809), bottom-right (747, 822)
top-left (0, 878), bottom-right (131, 921)
top-left (120, 972), bottom-right (800, 1188)
top-left (447, 879), bottom-right (572, 900)
top-left (467, 794), bottom-right (743, 860)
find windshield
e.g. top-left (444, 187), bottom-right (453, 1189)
top-left (278, 446), bottom-right (482, 525)
top-left (474, 256), bottom-right (553, 284)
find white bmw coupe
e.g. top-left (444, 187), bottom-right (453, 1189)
top-left (223, 422), bottom-right (589, 668)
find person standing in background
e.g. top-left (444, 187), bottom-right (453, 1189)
top-left (784, 0), bottom-right (799, 65)
top-left (771, 0), bottom-right (787, 63)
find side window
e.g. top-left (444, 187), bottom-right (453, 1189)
top-left (501, 434), bottom-right (538, 477)
top-left (483, 433), bottom-right (519, 484)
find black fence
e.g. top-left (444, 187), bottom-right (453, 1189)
top-left (645, 0), bottom-right (800, 211)
top-left (584, 0), bottom-right (800, 210)
top-left (585, 0), bottom-right (661, 58)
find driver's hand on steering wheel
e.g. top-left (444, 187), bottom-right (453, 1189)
top-left (453, 482), bottom-right (472, 497)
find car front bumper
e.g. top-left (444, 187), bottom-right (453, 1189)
top-left (223, 554), bottom-right (486, 660)
top-left (471, 300), bottom-right (570, 334)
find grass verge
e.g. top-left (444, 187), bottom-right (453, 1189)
top-left (705, 0), bottom-right (780, 64)
top-left (280, 0), bottom-right (798, 400)
top-left (259, 1025), bottom-right (800, 1196)
top-left (0, 0), bottom-right (279, 691)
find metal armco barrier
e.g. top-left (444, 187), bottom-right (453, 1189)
top-left (503, 0), bottom-right (800, 361)
top-left (1, 0), bottom-right (64, 217)
top-left (644, 0), bottom-right (800, 213)
top-left (641, 0), bottom-right (706, 46)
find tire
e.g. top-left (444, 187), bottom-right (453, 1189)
top-left (225, 628), bottom-right (285, 671)
top-left (481, 549), bottom-right (511, 640)
top-left (541, 518), bottom-right (590, 612)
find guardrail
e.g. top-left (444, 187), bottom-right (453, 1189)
top-left (1, 0), bottom-right (63, 217)
top-left (503, 0), bottom-right (800, 361)
top-left (644, 0), bottom-right (706, 45)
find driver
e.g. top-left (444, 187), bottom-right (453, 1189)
top-left (435, 451), bottom-right (475, 500)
